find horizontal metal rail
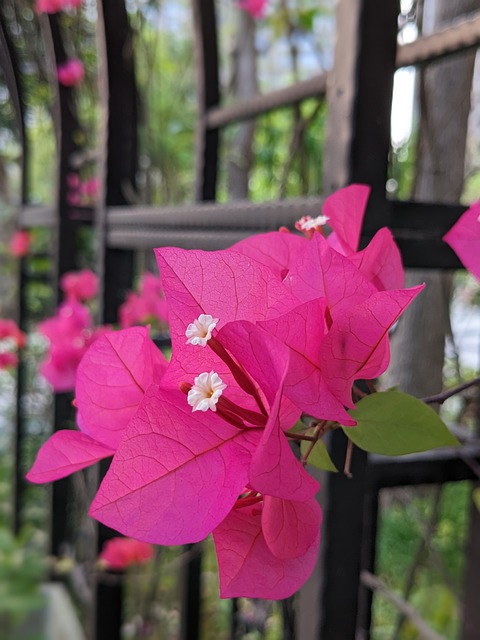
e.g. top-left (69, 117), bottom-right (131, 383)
top-left (368, 440), bottom-right (480, 489)
top-left (19, 199), bottom-right (466, 269)
top-left (107, 196), bottom-right (324, 249)
top-left (108, 196), bottom-right (324, 228)
top-left (396, 10), bottom-right (480, 68)
top-left (206, 73), bottom-right (328, 129)
top-left (205, 11), bottom-right (480, 129)
top-left (19, 205), bottom-right (56, 227)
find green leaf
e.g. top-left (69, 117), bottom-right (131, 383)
top-left (342, 390), bottom-right (459, 456)
top-left (301, 436), bottom-right (338, 472)
top-left (287, 420), bottom-right (307, 435)
top-left (473, 488), bottom-right (480, 512)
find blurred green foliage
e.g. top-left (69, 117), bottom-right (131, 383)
top-left (372, 482), bottom-right (470, 639)
top-left (0, 526), bottom-right (46, 640)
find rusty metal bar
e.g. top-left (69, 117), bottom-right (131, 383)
top-left (204, 11), bottom-right (480, 131)
top-left (397, 10), bottom-right (480, 68)
top-left (206, 72), bottom-right (328, 129)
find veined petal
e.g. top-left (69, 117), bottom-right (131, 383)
top-left (213, 503), bottom-right (319, 599)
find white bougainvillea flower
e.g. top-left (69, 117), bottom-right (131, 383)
top-left (185, 314), bottom-right (219, 346)
top-left (187, 371), bottom-right (227, 412)
top-left (295, 215), bottom-right (329, 232)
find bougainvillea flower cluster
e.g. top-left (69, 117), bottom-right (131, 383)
top-left (57, 58), bottom-right (84, 87)
top-left (60, 269), bottom-right (98, 302)
top-left (99, 537), bottom-right (154, 570)
top-left (118, 271), bottom-right (168, 331)
top-left (237, 0), bottom-right (267, 19)
top-left (29, 185), bottom-right (424, 598)
top-left (9, 230), bottom-right (31, 258)
top-left (36, 0), bottom-right (82, 13)
top-left (38, 269), bottom-right (103, 392)
top-left (0, 319), bottom-right (26, 370)
top-left (66, 174), bottom-right (100, 207)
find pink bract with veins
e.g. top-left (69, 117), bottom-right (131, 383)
top-left (89, 321), bottom-right (315, 548)
top-left (27, 327), bottom-right (167, 483)
top-left (213, 495), bottom-right (321, 599)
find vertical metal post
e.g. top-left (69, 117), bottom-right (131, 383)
top-left (0, 12), bottom-right (28, 535)
top-left (92, 1), bottom-right (138, 637)
top-left (320, 435), bottom-right (369, 639)
top-left (45, 13), bottom-right (83, 557)
top-left (192, 0), bottom-right (220, 202)
top-left (319, 1), bottom-right (399, 636)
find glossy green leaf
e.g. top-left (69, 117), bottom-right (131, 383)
top-left (301, 435), bottom-right (338, 472)
top-left (342, 390), bottom-right (459, 456)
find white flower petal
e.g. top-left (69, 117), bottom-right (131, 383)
top-left (185, 314), bottom-right (219, 347)
top-left (187, 370), bottom-right (227, 412)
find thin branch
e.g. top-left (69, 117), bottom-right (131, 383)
top-left (393, 488), bottom-right (463, 613)
top-left (343, 438), bottom-right (353, 478)
top-left (361, 570), bottom-right (446, 640)
top-left (300, 420), bottom-right (329, 465)
top-left (421, 376), bottom-right (480, 405)
top-left (285, 432), bottom-right (317, 442)
top-left (393, 486), bottom-right (449, 639)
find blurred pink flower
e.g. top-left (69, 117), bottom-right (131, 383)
top-left (119, 272), bottom-right (168, 329)
top-left (0, 319), bottom-right (26, 349)
top-left (36, 0), bottom-right (82, 14)
top-left (67, 191), bottom-right (82, 206)
top-left (238, 0), bottom-right (267, 19)
top-left (81, 177), bottom-right (100, 199)
top-left (99, 537), bottom-right (154, 570)
top-left (61, 269), bottom-right (99, 302)
top-left (67, 173), bottom-right (80, 189)
top-left (9, 230), bottom-right (31, 258)
top-left (39, 301), bottom-right (108, 392)
top-left (57, 59), bottom-right (84, 87)
top-left (0, 352), bottom-right (18, 369)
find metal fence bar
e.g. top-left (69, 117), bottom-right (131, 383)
top-left (319, 0), bottom-right (400, 637)
top-left (206, 73), bottom-right (328, 129)
top-left (92, 0), bottom-right (140, 637)
top-left (368, 442), bottom-right (480, 489)
top-left (397, 10), bottom-right (480, 67)
top-left (45, 12), bottom-right (85, 560)
top-left (204, 11), bottom-right (480, 131)
top-left (0, 9), bottom-right (29, 536)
